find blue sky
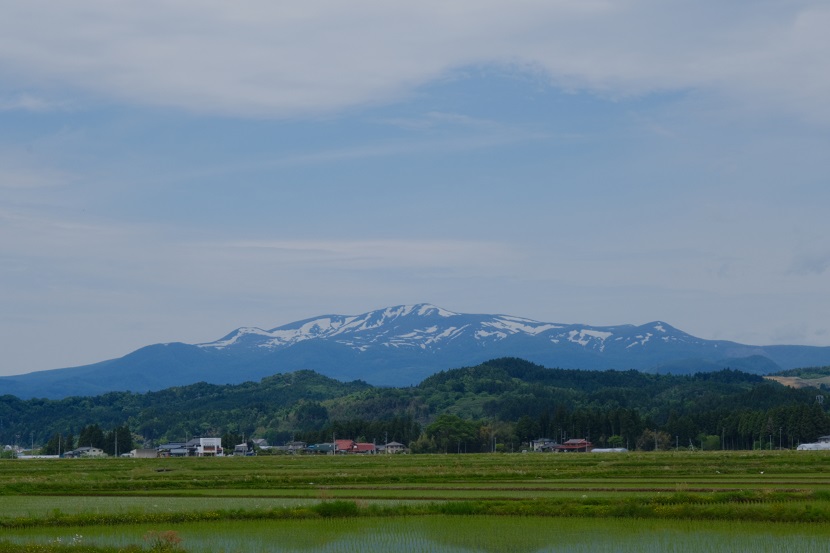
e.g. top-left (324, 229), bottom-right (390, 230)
top-left (1, 1), bottom-right (829, 377)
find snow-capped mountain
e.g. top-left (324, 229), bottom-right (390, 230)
top-left (201, 304), bottom-right (559, 352)
top-left (198, 304), bottom-right (712, 359)
top-left (3, 303), bottom-right (829, 399)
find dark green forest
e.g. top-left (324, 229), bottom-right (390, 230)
top-left (2, 358), bottom-right (829, 454)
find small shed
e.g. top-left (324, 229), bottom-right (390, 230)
top-left (130, 448), bottom-right (159, 458)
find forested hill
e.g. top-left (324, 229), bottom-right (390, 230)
top-left (2, 358), bottom-right (828, 454)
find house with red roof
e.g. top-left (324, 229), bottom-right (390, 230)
top-left (553, 439), bottom-right (592, 452)
top-left (334, 439), bottom-right (356, 453)
top-left (354, 443), bottom-right (376, 454)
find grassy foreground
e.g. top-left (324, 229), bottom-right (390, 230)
top-left (2, 450), bottom-right (830, 551)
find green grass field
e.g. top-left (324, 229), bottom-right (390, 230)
top-left (2, 451), bottom-right (830, 551)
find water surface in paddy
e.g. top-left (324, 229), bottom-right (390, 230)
top-left (5, 516), bottom-right (829, 552)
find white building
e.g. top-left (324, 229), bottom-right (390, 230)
top-left (129, 448), bottom-right (160, 458)
top-left (193, 437), bottom-right (223, 456)
top-left (384, 441), bottom-right (407, 454)
top-left (797, 441), bottom-right (830, 451)
top-left (65, 446), bottom-right (105, 458)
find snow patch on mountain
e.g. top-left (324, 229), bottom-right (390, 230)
top-left (483, 317), bottom-right (561, 336)
top-left (197, 303), bottom-right (712, 359)
top-left (418, 304), bottom-right (457, 317)
top-left (567, 329), bottom-right (613, 350)
top-left (476, 330), bottom-right (509, 340)
top-left (627, 333), bottom-right (653, 348)
top-left (203, 327), bottom-right (273, 350)
top-left (199, 304), bottom-right (565, 354)
top-left (381, 324), bottom-right (470, 350)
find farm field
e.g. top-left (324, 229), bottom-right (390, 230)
top-left (2, 451), bottom-right (830, 552)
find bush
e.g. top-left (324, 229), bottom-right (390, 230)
top-left (313, 501), bottom-right (360, 518)
top-left (143, 531), bottom-right (183, 552)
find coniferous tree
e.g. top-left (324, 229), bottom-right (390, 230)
top-left (104, 425), bottom-right (134, 456)
top-left (78, 424), bottom-right (105, 449)
top-left (222, 432), bottom-right (243, 451)
top-left (64, 431), bottom-right (75, 452)
top-left (41, 433), bottom-right (62, 455)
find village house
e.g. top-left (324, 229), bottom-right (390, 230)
top-left (233, 443), bottom-right (254, 456)
top-left (382, 441), bottom-right (407, 454)
top-left (268, 443), bottom-right (302, 454)
top-left (354, 442), bottom-right (376, 454)
top-left (157, 437), bottom-right (224, 457)
top-left (128, 448), bottom-right (159, 458)
top-left (797, 436), bottom-right (830, 450)
top-left (64, 446), bottom-right (105, 458)
top-left (553, 439), bottom-right (593, 452)
top-left (157, 442), bottom-right (189, 457)
top-left (306, 442), bottom-right (335, 454)
top-left (335, 439), bottom-right (357, 453)
top-left (286, 441), bottom-right (307, 453)
top-left (333, 439), bottom-right (380, 454)
top-left (531, 438), bottom-right (557, 452)
top-left (191, 437), bottom-right (223, 456)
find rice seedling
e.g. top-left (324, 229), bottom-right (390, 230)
top-left (3, 516), bottom-right (830, 552)
top-left (3, 451), bottom-right (830, 551)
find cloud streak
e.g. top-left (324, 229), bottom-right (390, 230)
top-left (1, 1), bottom-right (828, 120)
top-left (0, 93), bottom-right (71, 112)
top-left (1, 1), bottom-right (829, 378)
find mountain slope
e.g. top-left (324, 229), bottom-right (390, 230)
top-left (3, 303), bottom-right (830, 399)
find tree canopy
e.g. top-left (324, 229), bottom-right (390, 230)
top-left (2, 358), bottom-right (828, 453)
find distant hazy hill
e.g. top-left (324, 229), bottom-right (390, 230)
top-left (2, 303), bottom-right (830, 399)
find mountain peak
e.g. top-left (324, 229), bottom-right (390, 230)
top-left (410, 303), bottom-right (458, 317)
top-left (363, 303), bottom-right (459, 320)
top-left (6, 304), bottom-right (830, 399)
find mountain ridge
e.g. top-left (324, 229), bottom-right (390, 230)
top-left (2, 303), bottom-right (830, 399)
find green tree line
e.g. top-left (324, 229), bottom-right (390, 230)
top-left (2, 358), bottom-right (828, 453)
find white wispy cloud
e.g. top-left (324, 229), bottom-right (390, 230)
top-left (379, 111), bottom-right (505, 131)
top-left (0, 1), bottom-right (827, 120)
top-left (142, 124), bottom-right (550, 185)
top-left (212, 238), bottom-right (522, 270)
top-left (0, 208), bottom-right (522, 300)
top-left (0, 93), bottom-right (71, 112)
